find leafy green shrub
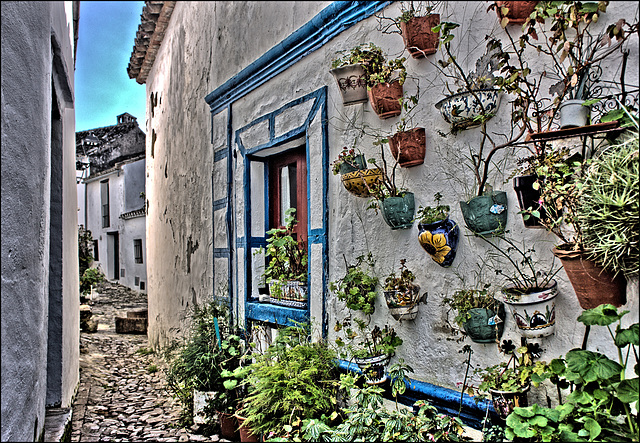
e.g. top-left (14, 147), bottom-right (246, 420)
top-left (80, 267), bottom-right (104, 295)
top-left (329, 253), bottom-right (378, 315)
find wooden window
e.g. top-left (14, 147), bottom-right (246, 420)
top-left (268, 147), bottom-right (307, 243)
top-left (133, 239), bottom-right (143, 264)
top-left (100, 179), bottom-right (110, 228)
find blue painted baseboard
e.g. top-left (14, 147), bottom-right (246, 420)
top-left (246, 301), bottom-right (309, 327)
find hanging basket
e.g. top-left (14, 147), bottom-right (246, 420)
top-left (459, 191), bottom-right (508, 236)
top-left (381, 192), bottom-right (415, 230)
top-left (330, 64), bottom-right (368, 106)
top-left (337, 154), bottom-right (367, 175)
top-left (368, 80), bottom-right (403, 119)
top-left (388, 127), bottom-right (426, 167)
top-left (340, 168), bottom-right (383, 198)
top-left (384, 285), bottom-right (421, 321)
top-left (400, 14), bottom-right (440, 58)
top-left (501, 280), bottom-right (558, 338)
top-left (495, 1), bottom-right (538, 25)
top-left (417, 217), bottom-right (459, 267)
top-left (552, 247), bottom-right (626, 309)
top-left (462, 305), bottom-right (506, 343)
top-left (435, 88), bottom-right (500, 131)
top-left (355, 354), bottom-right (391, 385)
top-left (489, 385), bottom-right (530, 421)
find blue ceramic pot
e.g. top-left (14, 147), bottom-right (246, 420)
top-left (417, 217), bottom-right (459, 267)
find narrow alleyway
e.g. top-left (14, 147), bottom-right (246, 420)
top-left (71, 281), bottom-right (225, 442)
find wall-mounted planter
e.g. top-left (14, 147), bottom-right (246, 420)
top-left (463, 305), bottom-right (506, 343)
top-left (400, 14), bottom-right (440, 58)
top-left (341, 168), bottom-right (383, 198)
top-left (330, 64), bottom-right (368, 105)
top-left (267, 280), bottom-right (308, 309)
top-left (501, 280), bottom-right (558, 338)
top-left (384, 286), bottom-right (421, 321)
top-left (513, 174), bottom-right (544, 228)
top-left (368, 80), bottom-right (403, 119)
top-left (337, 153), bottom-right (367, 175)
top-left (417, 217), bottom-right (459, 267)
top-left (490, 385), bottom-right (530, 421)
top-left (388, 127), bottom-right (426, 167)
top-left (552, 247), bottom-right (627, 309)
top-left (355, 354), bottom-right (390, 385)
top-left (558, 99), bottom-right (590, 129)
top-left (495, 1), bottom-right (538, 25)
top-left (459, 191), bottom-right (508, 236)
top-left (381, 192), bottom-right (415, 230)
top-left (435, 88), bottom-right (501, 131)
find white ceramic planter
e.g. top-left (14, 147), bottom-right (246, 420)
top-left (330, 64), bottom-right (368, 105)
top-left (435, 88), bottom-right (501, 130)
top-left (384, 287), bottom-right (421, 321)
top-left (355, 354), bottom-right (391, 385)
top-left (501, 280), bottom-right (558, 338)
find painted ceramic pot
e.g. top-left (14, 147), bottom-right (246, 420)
top-left (490, 385), bottom-right (530, 421)
top-left (400, 14), bottom-right (440, 58)
top-left (340, 168), bottom-right (383, 198)
top-left (501, 280), bottom-right (558, 338)
top-left (267, 280), bottom-right (308, 309)
top-left (463, 305), bottom-right (506, 343)
top-left (368, 80), bottom-right (403, 119)
top-left (495, 1), bottom-right (538, 25)
top-left (355, 354), bottom-right (391, 385)
top-left (381, 192), bottom-right (415, 230)
top-left (417, 217), bottom-right (459, 267)
top-left (552, 247), bottom-right (626, 309)
top-left (384, 285), bottom-right (421, 321)
top-left (388, 127), bottom-right (426, 167)
top-left (435, 88), bottom-right (501, 130)
top-left (337, 154), bottom-right (367, 175)
top-left (459, 191), bottom-right (508, 236)
top-left (330, 64), bottom-right (368, 105)
top-left (558, 99), bottom-right (590, 129)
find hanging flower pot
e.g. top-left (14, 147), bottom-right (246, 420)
top-left (384, 285), bottom-right (421, 321)
top-left (513, 174), bottom-right (544, 228)
top-left (435, 88), bottom-right (501, 131)
top-left (501, 280), bottom-right (558, 338)
top-left (494, 1), bottom-right (538, 25)
top-left (558, 99), bottom-right (590, 129)
top-left (267, 280), bottom-right (308, 309)
top-left (340, 168), bottom-right (383, 198)
top-left (459, 191), bottom-right (508, 236)
top-left (368, 80), bottom-right (403, 119)
top-left (337, 153), bottom-right (367, 175)
top-left (463, 305), bottom-right (506, 343)
top-left (330, 64), bottom-right (368, 106)
top-left (417, 217), bottom-right (459, 267)
top-left (381, 192), bottom-right (415, 230)
top-left (489, 385), bottom-right (530, 420)
top-left (400, 14), bottom-right (440, 58)
top-left (355, 354), bottom-right (391, 385)
top-left (552, 247), bottom-right (626, 309)
top-left (388, 127), bottom-right (426, 167)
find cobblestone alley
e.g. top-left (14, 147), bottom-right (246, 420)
top-left (71, 281), bottom-right (227, 442)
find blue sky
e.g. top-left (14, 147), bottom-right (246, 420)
top-left (75, 1), bottom-right (146, 132)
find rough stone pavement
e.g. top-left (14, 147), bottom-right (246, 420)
top-left (70, 281), bottom-right (228, 442)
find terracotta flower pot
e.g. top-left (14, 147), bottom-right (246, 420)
top-left (236, 415), bottom-right (260, 442)
top-left (552, 247), bottom-right (626, 309)
top-left (218, 411), bottom-right (240, 440)
top-left (388, 127), bottom-right (426, 167)
top-left (495, 1), bottom-right (538, 25)
top-left (340, 168), bottom-right (383, 198)
top-left (400, 14), bottom-right (440, 58)
top-left (368, 80), bottom-right (403, 119)
top-left (330, 64), bottom-right (368, 105)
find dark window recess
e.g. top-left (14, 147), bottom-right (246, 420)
top-left (101, 179), bottom-right (110, 228)
top-left (120, 268), bottom-right (125, 278)
top-left (93, 240), bottom-right (99, 261)
top-left (134, 239), bottom-right (143, 264)
top-left (139, 281), bottom-right (145, 290)
top-left (135, 276), bottom-right (140, 286)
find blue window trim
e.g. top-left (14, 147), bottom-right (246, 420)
top-left (204, 1), bottom-right (391, 114)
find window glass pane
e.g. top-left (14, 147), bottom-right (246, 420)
top-left (280, 164), bottom-right (297, 226)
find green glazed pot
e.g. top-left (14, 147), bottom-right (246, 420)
top-left (462, 305), bottom-right (506, 343)
top-left (381, 192), bottom-right (415, 230)
top-left (338, 154), bottom-right (367, 174)
top-left (459, 191), bottom-right (508, 236)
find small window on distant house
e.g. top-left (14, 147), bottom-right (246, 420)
top-left (139, 281), bottom-right (145, 290)
top-left (134, 239), bottom-right (143, 264)
top-left (93, 240), bottom-right (99, 261)
top-left (100, 179), bottom-right (110, 228)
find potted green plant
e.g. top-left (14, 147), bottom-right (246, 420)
top-left (443, 285), bottom-right (505, 344)
top-left (387, 92), bottom-right (427, 168)
top-left (331, 144), bottom-right (367, 176)
top-left (416, 192), bottom-right (460, 267)
top-left (256, 208), bottom-right (308, 308)
top-left (383, 259), bottom-right (422, 321)
top-left (329, 252), bottom-right (379, 315)
top-left (330, 43), bottom-right (380, 106)
top-left (362, 44), bottom-right (408, 119)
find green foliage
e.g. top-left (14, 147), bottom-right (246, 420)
top-left (578, 133), bottom-right (639, 278)
top-left (442, 287), bottom-right (499, 327)
top-left (475, 340), bottom-right (543, 395)
top-left (335, 320), bottom-right (403, 360)
top-left (238, 325), bottom-right (343, 439)
top-left (329, 253), bottom-right (379, 315)
top-left (415, 192), bottom-right (450, 224)
top-left (78, 225), bottom-right (94, 277)
top-left (331, 42), bottom-right (407, 88)
top-left (505, 305), bottom-right (639, 442)
top-left (383, 259), bottom-right (418, 293)
top-left (80, 267), bottom-right (105, 296)
top-left (257, 208), bottom-right (308, 285)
